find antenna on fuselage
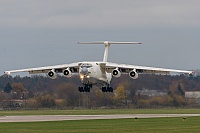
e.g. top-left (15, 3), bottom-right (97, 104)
top-left (78, 41), bottom-right (142, 62)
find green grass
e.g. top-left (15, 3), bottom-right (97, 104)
top-left (0, 108), bottom-right (200, 116)
top-left (0, 117), bottom-right (200, 133)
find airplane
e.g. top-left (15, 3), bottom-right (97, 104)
top-left (4, 41), bottom-right (193, 92)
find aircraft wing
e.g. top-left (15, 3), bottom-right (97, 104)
top-left (105, 62), bottom-right (193, 75)
top-left (4, 63), bottom-right (79, 75)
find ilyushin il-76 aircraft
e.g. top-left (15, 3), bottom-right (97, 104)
top-left (4, 41), bottom-right (193, 92)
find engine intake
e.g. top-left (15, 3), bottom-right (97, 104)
top-left (63, 68), bottom-right (72, 78)
top-left (48, 70), bottom-right (57, 79)
top-left (129, 70), bottom-right (138, 79)
top-left (112, 68), bottom-right (121, 78)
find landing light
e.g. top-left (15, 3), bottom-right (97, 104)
top-left (80, 75), bottom-right (90, 79)
top-left (80, 75), bottom-right (84, 79)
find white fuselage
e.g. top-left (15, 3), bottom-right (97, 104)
top-left (78, 62), bottom-right (112, 87)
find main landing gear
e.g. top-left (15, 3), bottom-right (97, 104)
top-left (78, 84), bottom-right (113, 93)
top-left (78, 84), bottom-right (92, 92)
top-left (101, 86), bottom-right (113, 92)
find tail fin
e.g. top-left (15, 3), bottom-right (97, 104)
top-left (78, 41), bottom-right (142, 62)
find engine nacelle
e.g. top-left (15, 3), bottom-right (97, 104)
top-left (129, 70), bottom-right (138, 79)
top-left (63, 68), bottom-right (72, 78)
top-left (47, 70), bottom-right (57, 79)
top-left (112, 68), bottom-right (121, 78)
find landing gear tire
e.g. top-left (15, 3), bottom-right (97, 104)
top-left (102, 86), bottom-right (113, 92)
top-left (109, 87), bottom-right (113, 92)
top-left (84, 85), bottom-right (90, 92)
top-left (78, 84), bottom-right (91, 92)
top-left (78, 87), bottom-right (84, 92)
top-left (102, 87), bottom-right (107, 92)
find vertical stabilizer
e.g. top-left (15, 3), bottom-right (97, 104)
top-left (103, 41), bottom-right (110, 62)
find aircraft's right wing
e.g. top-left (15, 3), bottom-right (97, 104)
top-left (4, 62), bottom-right (80, 75)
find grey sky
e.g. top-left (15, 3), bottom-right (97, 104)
top-left (0, 0), bottom-right (199, 75)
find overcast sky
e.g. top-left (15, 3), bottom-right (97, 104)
top-left (0, 0), bottom-right (199, 75)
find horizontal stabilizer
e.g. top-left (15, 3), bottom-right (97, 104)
top-left (78, 41), bottom-right (142, 45)
top-left (78, 41), bottom-right (142, 62)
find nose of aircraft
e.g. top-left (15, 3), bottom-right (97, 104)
top-left (80, 67), bottom-right (89, 75)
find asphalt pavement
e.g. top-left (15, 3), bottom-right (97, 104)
top-left (0, 114), bottom-right (199, 122)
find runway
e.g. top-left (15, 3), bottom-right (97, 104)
top-left (0, 114), bottom-right (199, 122)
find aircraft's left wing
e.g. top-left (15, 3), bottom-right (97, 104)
top-left (104, 62), bottom-right (193, 75)
top-left (4, 63), bottom-right (79, 75)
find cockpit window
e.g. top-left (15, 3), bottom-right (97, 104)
top-left (80, 63), bottom-right (92, 68)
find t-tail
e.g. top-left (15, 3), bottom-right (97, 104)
top-left (78, 41), bottom-right (142, 62)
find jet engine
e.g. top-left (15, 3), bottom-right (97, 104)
top-left (63, 68), bottom-right (72, 78)
top-left (112, 68), bottom-right (121, 78)
top-left (129, 70), bottom-right (138, 79)
top-left (48, 70), bottom-right (57, 79)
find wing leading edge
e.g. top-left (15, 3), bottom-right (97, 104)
top-left (4, 63), bottom-right (79, 75)
top-left (105, 62), bottom-right (193, 75)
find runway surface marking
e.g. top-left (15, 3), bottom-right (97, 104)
top-left (0, 114), bottom-right (199, 122)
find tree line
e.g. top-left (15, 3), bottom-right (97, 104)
top-left (0, 73), bottom-right (200, 109)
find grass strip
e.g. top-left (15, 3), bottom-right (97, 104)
top-left (0, 108), bottom-right (200, 116)
top-left (0, 117), bottom-right (200, 133)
